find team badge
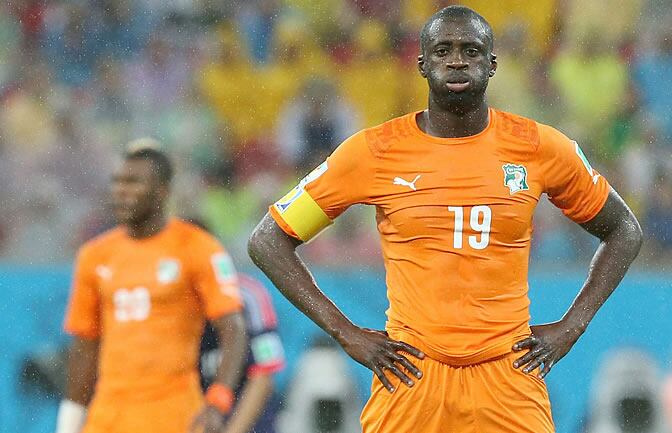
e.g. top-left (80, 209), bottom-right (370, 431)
top-left (211, 253), bottom-right (236, 285)
top-left (502, 163), bottom-right (529, 195)
top-left (157, 259), bottom-right (180, 284)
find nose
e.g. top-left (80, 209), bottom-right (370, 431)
top-left (446, 52), bottom-right (468, 69)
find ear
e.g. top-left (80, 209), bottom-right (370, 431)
top-left (417, 54), bottom-right (427, 78)
top-left (488, 52), bottom-right (498, 78)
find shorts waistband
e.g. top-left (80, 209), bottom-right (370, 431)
top-left (396, 333), bottom-right (529, 367)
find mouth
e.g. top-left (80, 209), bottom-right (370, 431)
top-left (445, 78), bottom-right (471, 93)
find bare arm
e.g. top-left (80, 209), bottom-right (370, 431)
top-left (514, 190), bottom-right (643, 377)
top-left (211, 312), bottom-right (247, 390)
top-left (248, 213), bottom-right (425, 392)
top-left (224, 373), bottom-right (274, 433)
top-left (65, 336), bottom-right (99, 405)
top-left (191, 312), bottom-right (247, 433)
top-left (563, 189), bottom-right (643, 328)
top-left (248, 214), bottom-right (353, 342)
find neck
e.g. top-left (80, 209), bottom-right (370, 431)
top-left (421, 97), bottom-right (490, 138)
top-left (126, 212), bottom-right (167, 239)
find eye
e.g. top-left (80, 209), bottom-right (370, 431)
top-left (466, 48), bottom-right (480, 57)
top-left (435, 47), bottom-right (448, 56)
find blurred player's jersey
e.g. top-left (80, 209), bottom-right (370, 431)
top-left (64, 218), bottom-right (242, 399)
top-left (270, 108), bottom-right (610, 365)
top-left (200, 273), bottom-right (285, 433)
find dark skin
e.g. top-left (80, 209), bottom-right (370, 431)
top-left (190, 314), bottom-right (247, 433)
top-left (248, 13), bottom-right (642, 392)
top-left (512, 189), bottom-right (642, 378)
top-left (248, 215), bottom-right (424, 393)
top-left (65, 158), bottom-right (248, 433)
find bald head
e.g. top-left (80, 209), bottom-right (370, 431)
top-left (420, 6), bottom-right (494, 57)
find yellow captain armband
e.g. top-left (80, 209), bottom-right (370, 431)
top-left (273, 186), bottom-right (332, 242)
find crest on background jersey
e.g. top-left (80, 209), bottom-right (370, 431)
top-left (502, 163), bottom-right (529, 195)
top-left (157, 259), bottom-right (181, 284)
top-left (211, 253), bottom-right (236, 285)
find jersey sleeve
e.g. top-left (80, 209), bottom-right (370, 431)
top-left (63, 245), bottom-right (101, 338)
top-left (238, 275), bottom-right (286, 377)
top-left (269, 130), bottom-right (376, 242)
top-left (538, 124), bottom-right (610, 223)
top-left (189, 234), bottom-right (243, 320)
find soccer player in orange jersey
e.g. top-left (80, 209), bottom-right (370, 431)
top-left (55, 142), bottom-right (247, 433)
top-left (248, 6), bottom-right (643, 433)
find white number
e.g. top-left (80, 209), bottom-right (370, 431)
top-left (114, 287), bottom-right (151, 322)
top-left (447, 206), bottom-right (464, 249)
top-left (469, 205), bottom-right (491, 250)
top-left (448, 205), bottom-right (492, 250)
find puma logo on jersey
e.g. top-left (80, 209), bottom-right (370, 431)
top-left (393, 175), bottom-right (421, 191)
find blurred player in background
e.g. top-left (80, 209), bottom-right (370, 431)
top-left (56, 140), bottom-right (247, 433)
top-left (249, 5), bottom-right (643, 433)
top-left (200, 272), bottom-right (286, 433)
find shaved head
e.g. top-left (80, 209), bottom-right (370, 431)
top-left (420, 6), bottom-right (494, 57)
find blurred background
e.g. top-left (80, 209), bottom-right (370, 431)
top-left (0, 1), bottom-right (670, 432)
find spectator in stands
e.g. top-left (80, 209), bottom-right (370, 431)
top-left (645, 164), bottom-right (672, 252)
top-left (124, 31), bottom-right (191, 119)
top-left (634, 28), bottom-right (672, 142)
top-left (276, 77), bottom-right (359, 172)
top-left (41, 3), bottom-right (101, 86)
top-left (198, 24), bottom-right (257, 145)
top-left (338, 20), bottom-right (403, 127)
top-left (550, 32), bottom-right (629, 150)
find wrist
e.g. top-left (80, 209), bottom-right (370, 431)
top-left (205, 383), bottom-right (234, 415)
top-left (56, 399), bottom-right (87, 433)
top-left (331, 321), bottom-right (359, 346)
top-left (560, 315), bottom-right (589, 336)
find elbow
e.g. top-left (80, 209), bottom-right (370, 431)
top-left (632, 218), bottom-right (644, 255)
top-left (248, 226), bottom-right (271, 265)
top-left (622, 215), bottom-right (644, 258)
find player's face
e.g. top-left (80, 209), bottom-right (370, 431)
top-left (111, 159), bottom-right (166, 226)
top-left (418, 17), bottom-right (496, 113)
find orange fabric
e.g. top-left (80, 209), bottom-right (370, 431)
top-left (271, 108), bottom-right (610, 363)
top-left (360, 351), bottom-right (555, 433)
top-left (64, 219), bottom-right (242, 400)
top-left (205, 384), bottom-right (234, 414)
top-left (82, 373), bottom-right (203, 433)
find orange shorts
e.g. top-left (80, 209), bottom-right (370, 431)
top-left (360, 351), bottom-right (555, 433)
top-left (82, 379), bottom-right (204, 433)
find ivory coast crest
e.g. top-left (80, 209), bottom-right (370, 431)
top-left (502, 163), bottom-right (529, 195)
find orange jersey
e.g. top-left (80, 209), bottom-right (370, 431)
top-left (270, 108), bottom-right (609, 365)
top-left (64, 219), bottom-right (242, 398)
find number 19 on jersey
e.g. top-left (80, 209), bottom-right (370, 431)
top-left (448, 206), bottom-right (492, 250)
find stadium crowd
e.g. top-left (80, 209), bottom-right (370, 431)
top-left (0, 0), bottom-right (671, 266)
